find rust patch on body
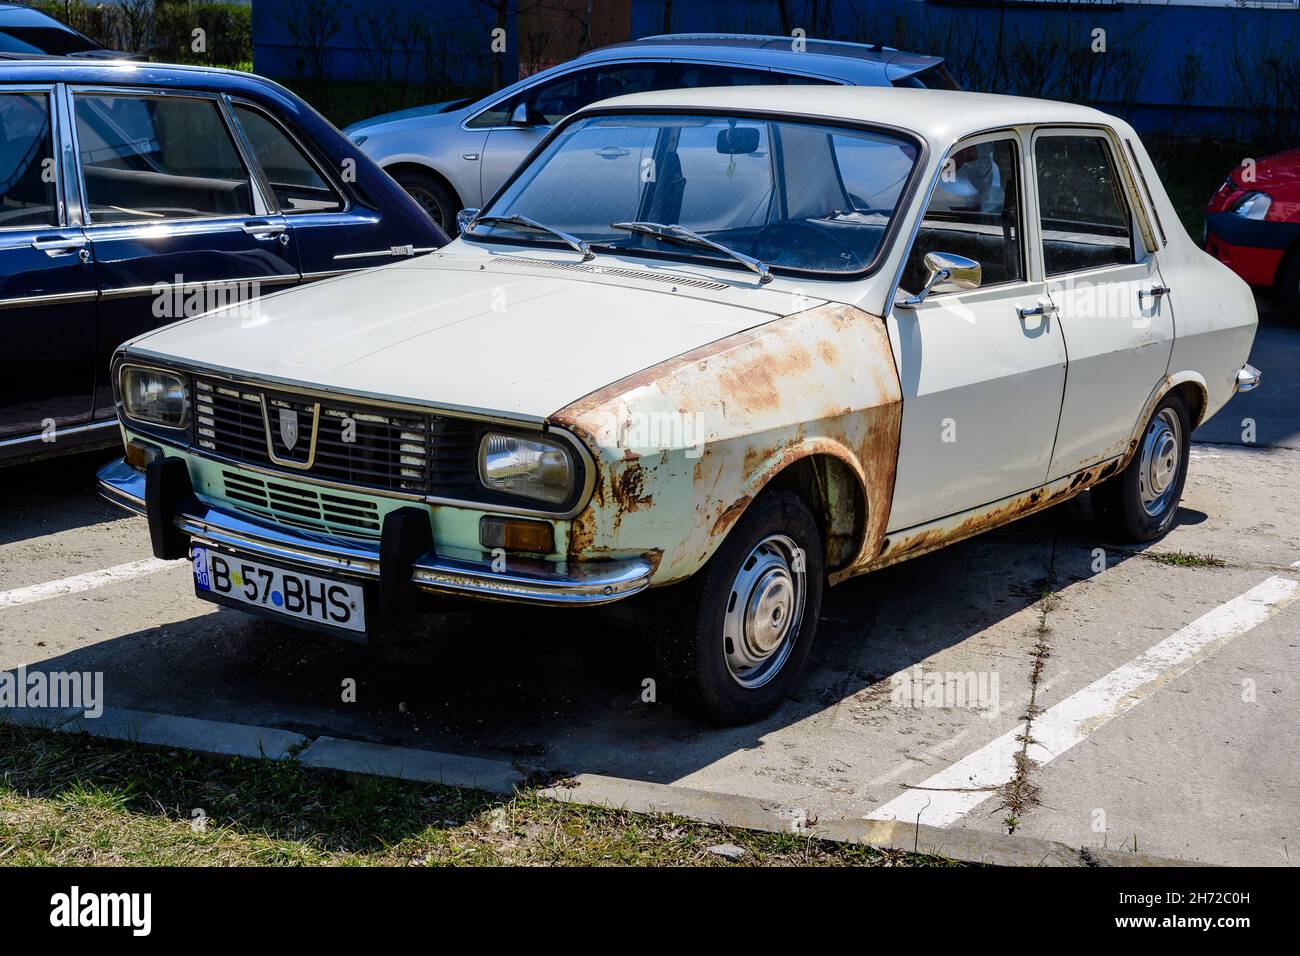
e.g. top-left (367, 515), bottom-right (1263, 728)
top-left (711, 494), bottom-right (752, 538)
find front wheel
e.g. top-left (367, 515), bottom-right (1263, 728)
top-left (392, 168), bottom-right (457, 233)
top-left (655, 490), bottom-right (824, 725)
top-left (1091, 391), bottom-right (1191, 542)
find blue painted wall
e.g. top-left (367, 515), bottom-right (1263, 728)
top-left (253, 0), bottom-right (1299, 139)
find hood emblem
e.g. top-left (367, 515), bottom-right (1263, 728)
top-left (278, 408), bottom-right (299, 451)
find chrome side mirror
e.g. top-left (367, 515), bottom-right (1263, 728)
top-left (455, 208), bottom-right (480, 233)
top-left (895, 251), bottom-right (981, 309)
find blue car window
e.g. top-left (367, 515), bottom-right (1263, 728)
top-left (0, 91), bottom-right (57, 228)
top-left (74, 93), bottom-right (255, 223)
top-left (232, 104), bottom-right (343, 214)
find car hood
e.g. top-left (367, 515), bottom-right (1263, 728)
top-left (344, 99), bottom-right (473, 136)
top-left (125, 255), bottom-right (814, 424)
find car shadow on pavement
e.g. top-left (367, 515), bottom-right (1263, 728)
top-left (8, 491), bottom-right (1153, 795)
top-left (0, 450), bottom-right (128, 546)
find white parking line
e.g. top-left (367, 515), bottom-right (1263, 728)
top-left (0, 558), bottom-right (182, 610)
top-left (865, 575), bottom-right (1300, 828)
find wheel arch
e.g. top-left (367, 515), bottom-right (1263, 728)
top-left (381, 160), bottom-right (463, 212)
top-left (1120, 372), bottom-right (1207, 471)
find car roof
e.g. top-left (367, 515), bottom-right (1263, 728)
top-left (0, 58), bottom-right (276, 88)
top-left (574, 85), bottom-right (1117, 148)
top-left (570, 32), bottom-right (944, 84)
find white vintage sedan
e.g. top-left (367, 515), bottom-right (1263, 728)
top-left (99, 87), bottom-right (1260, 724)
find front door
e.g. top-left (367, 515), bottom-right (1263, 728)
top-left (1031, 130), bottom-right (1175, 479)
top-left (70, 89), bottom-right (299, 418)
top-left (886, 134), bottom-right (1068, 532)
top-left (0, 86), bottom-right (98, 447)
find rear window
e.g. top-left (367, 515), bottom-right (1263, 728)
top-left (892, 65), bottom-right (961, 91)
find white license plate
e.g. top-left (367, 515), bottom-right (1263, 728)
top-left (192, 546), bottom-right (366, 632)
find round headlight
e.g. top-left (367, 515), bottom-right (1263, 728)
top-left (120, 366), bottom-right (189, 428)
top-left (478, 432), bottom-right (574, 505)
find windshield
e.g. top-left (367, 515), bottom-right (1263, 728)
top-left (471, 112), bottom-right (920, 277)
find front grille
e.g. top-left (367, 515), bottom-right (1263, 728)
top-left (220, 469), bottom-right (381, 539)
top-left (193, 378), bottom-right (481, 498)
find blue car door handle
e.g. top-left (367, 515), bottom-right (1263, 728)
top-left (31, 235), bottom-right (87, 256)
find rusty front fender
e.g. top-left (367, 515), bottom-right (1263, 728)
top-left (551, 303), bottom-right (903, 586)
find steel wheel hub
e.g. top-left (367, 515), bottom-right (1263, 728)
top-left (723, 534), bottom-right (806, 689)
top-left (1138, 407), bottom-right (1182, 518)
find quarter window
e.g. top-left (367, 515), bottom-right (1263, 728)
top-left (0, 91), bottom-right (57, 228)
top-left (1034, 135), bottom-right (1135, 275)
top-left (903, 138), bottom-right (1023, 294)
top-left (74, 93), bottom-right (255, 223)
top-left (232, 104), bottom-right (343, 213)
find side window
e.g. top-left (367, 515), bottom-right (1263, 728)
top-left (0, 91), bottom-right (58, 228)
top-left (232, 104), bottom-right (343, 214)
top-left (74, 93), bottom-right (254, 223)
top-left (1035, 135), bottom-right (1134, 275)
top-left (672, 64), bottom-right (775, 88)
top-left (469, 65), bottom-right (660, 130)
top-left (903, 138), bottom-right (1023, 294)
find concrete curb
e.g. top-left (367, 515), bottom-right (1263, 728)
top-left (9, 708), bottom-right (1194, 867)
top-left (537, 772), bottom-right (1196, 867)
top-left (298, 735), bottom-right (526, 794)
top-left (63, 707), bottom-right (307, 760)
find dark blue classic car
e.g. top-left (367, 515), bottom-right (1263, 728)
top-left (0, 60), bottom-right (447, 464)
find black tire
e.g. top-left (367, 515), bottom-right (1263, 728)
top-left (1277, 246), bottom-right (1300, 312)
top-left (392, 168), bottom-right (457, 233)
top-left (654, 489), bottom-right (824, 725)
top-left (1091, 391), bottom-right (1191, 542)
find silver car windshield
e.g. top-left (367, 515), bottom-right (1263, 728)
top-left (470, 112), bottom-right (920, 277)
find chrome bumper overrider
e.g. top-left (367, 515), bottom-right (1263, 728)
top-left (1234, 363), bottom-right (1261, 394)
top-left (96, 458), bottom-right (650, 606)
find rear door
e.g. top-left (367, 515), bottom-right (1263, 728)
top-left (0, 84), bottom-right (98, 448)
top-left (71, 88), bottom-right (299, 418)
top-left (227, 99), bottom-right (433, 280)
top-left (1031, 129), bottom-right (1174, 479)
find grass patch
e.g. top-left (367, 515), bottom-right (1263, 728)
top-left (1141, 551), bottom-right (1228, 569)
top-left (0, 723), bottom-right (956, 867)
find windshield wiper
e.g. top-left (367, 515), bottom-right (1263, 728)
top-left (611, 221), bottom-right (772, 284)
top-left (468, 214), bottom-right (594, 261)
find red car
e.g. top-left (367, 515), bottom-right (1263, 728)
top-left (1205, 149), bottom-right (1300, 309)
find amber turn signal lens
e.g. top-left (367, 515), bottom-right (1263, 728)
top-left (124, 439), bottom-right (162, 472)
top-left (479, 516), bottom-right (554, 554)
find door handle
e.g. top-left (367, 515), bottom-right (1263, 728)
top-left (242, 221), bottom-right (287, 240)
top-left (31, 235), bottom-right (86, 256)
top-left (595, 146), bottom-right (630, 158)
top-left (1016, 301), bottom-right (1058, 319)
top-left (1138, 285), bottom-right (1171, 301)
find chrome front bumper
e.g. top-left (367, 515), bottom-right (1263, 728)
top-left (96, 458), bottom-right (651, 607)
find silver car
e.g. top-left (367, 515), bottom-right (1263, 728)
top-left (344, 33), bottom-right (957, 232)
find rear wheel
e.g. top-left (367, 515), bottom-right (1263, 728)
top-left (654, 490), bottom-right (824, 725)
top-left (391, 168), bottom-right (457, 233)
top-left (1091, 391), bottom-right (1191, 542)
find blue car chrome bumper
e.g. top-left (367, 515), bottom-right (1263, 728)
top-left (96, 457), bottom-right (651, 607)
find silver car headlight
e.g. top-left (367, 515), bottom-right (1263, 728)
top-left (1233, 191), bottom-right (1272, 220)
top-left (478, 432), bottom-right (574, 505)
top-left (120, 366), bottom-right (189, 429)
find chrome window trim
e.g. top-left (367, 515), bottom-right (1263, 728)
top-left (1029, 125), bottom-right (1157, 265)
top-left (66, 85), bottom-right (273, 226)
top-left (0, 84), bottom-right (65, 232)
top-left (1125, 137), bottom-right (1167, 248)
top-left (224, 95), bottom-right (351, 217)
